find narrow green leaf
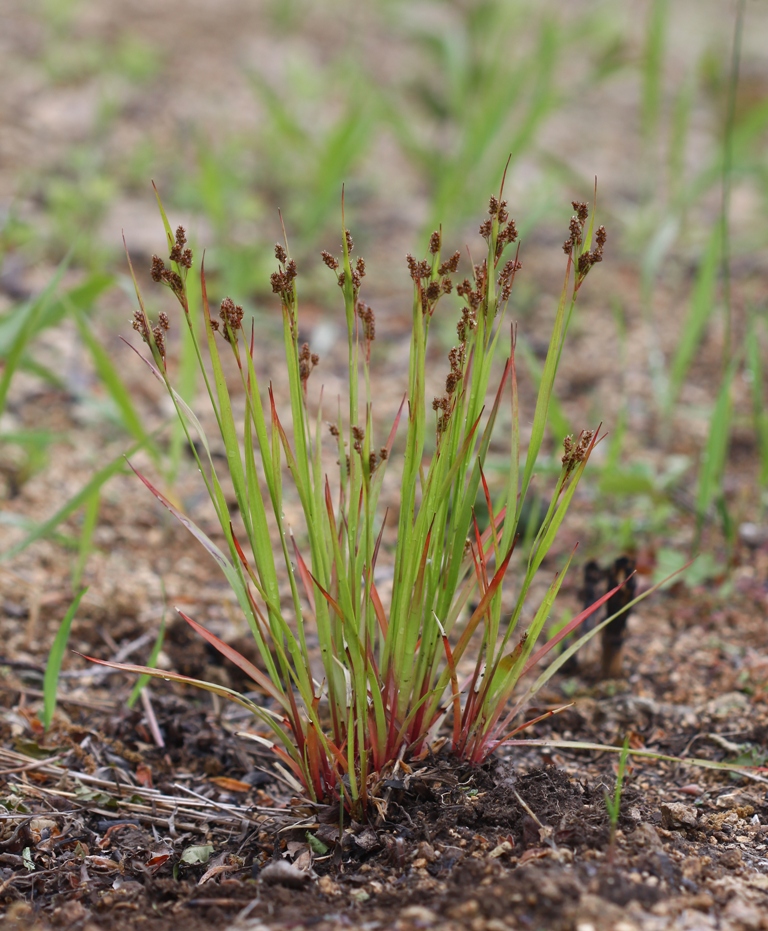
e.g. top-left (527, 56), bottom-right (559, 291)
top-left (1, 445), bottom-right (139, 562)
top-left (72, 491), bottom-right (100, 589)
top-left (42, 588), bottom-right (88, 730)
top-left (695, 359), bottom-right (736, 541)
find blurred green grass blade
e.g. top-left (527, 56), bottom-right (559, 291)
top-left (695, 359), bottom-right (736, 542)
top-left (42, 587), bottom-right (88, 730)
top-left (12, 358), bottom-right (66, 389)
top-left (0, 429), bottom-right (61, 449)
top-left (0, 260), bottom-right (69, 415)
top-left (429, 19), bottom-right (559, 229)
top-left (745, 315), bottom-right (768, 486)
top-left (642, 0), bottom-right (668, 141)
top-left (0, 271), bottom-right (113, 356)
top-left (668, 72), bottom-right (695, 205)
top-left (127, 609), bottom-right (166, 709)
top-left (517, 335), bottom-right (571, 445)
top-left (0, 443), bottom-right (139, 562)
top-left (71, 305), bottom-right (158, 457)
top-left (248, 71), bottom-right (311, 148)
top-left (666, 224), bottom-right (721, 414)
top-left (304, 99), bottom-right (376, 235)
top-left (72, 491), bottom-right (100, 589)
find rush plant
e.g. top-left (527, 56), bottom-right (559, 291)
top-left (90, 176), bottom-right (616, 819)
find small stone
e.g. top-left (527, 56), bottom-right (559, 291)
top-left (724, 896), bottom-right (762, 930)
top-left (705, 691), bottom-right (750, 718)
top-left (447, 900), bottom-right (480, 919)
top-left (259, 859), bottom-right (311, 888)
top-left (416, 841), bottom-right (437, 862)
top-left (631, 823), bottom-right (663, 850)
top-left (399, 905), bottom-right (438, 926)
top-left (486, 920), bottom-right (513, 931)
top-left (661, 802), bottom-right (698, 830)
top-left (739, 522), bottom-right (767, 547)
top-left (716, 791), bottom-right (750, 809)
top-left (318, 875), bottom-right (340, 896)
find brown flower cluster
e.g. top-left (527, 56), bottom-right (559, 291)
top-left (562, 429), bottom-right (595, 475)
top-left (456, 261), bottom-right (488, 312)
top-left (270, 243), bottom-right (298, 305)
top-left (131, 308), bottom-right (170, 362)
top-left (576, 225), bottom-right (606, 284)
top-left (497, 255), bottom-right (522, 303)
top-left (299, 342), bottom-right (319, 386)
top-left (406, 231), bottom-right (458, 317)
top-left (562, 202), bottom-right (607, 287)
top-left (479, 196), bottom-right (519, 262)
top-left (563, 201), bottom-right (590, 256)
top-left (456, 305), bottom-right (477, 344)
top-left (357, 302), bottom-right (376, 362)
top-left (321, 232), bottom-right (366, 299)
top-left (369, 446), bottom-right (388, 474)
top-left (216, 297), bottom-right (244, 342)
top-left (169, 226), bottom-right (193, 269)
top-left (433, 320), bottom-right (474, 436)
top-left (151, 226), bottom-right (192, 299)
top-left (351, 424), bottom-right (365, 453)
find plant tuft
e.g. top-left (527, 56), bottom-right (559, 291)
top-left (90, 175), bottom-right (614, 820)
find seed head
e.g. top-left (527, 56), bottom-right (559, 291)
top-left (169, 227), bottom-right (192, 269)
top-left (131, 310), bottom-right (150, 344)
top-left (270, 258), bottom-right (298, 302)
top-left (438, 251), bottom-right (461, 276)
top-left (150, 255), bottom-right (166, 282)
top-left (572, 201), bottom-right (589, 222)
top-left (152, 325), bottom-right (166, 359)
top-left (562, 429), bottom-right (595, 474)
top-left (219, 297), bottom-right (244, 341)
top-left (357, 302), bottom-right (376, 343)
top-left (321, 250), bottom-right (339, 271)
top-left (299, 342), bottom-right (319, 384)
top-left (406, 254), bottom-right (431, 281)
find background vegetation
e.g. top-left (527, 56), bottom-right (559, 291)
top-left (1, 0), bottom-right (767, 688)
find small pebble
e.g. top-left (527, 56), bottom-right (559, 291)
top-left (660, 802), bottom-right (698, 831)
top-left (259, 859), bottom-right (311, 888)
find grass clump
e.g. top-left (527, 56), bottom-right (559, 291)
top-left (91, 174), bottom-right (613, 820)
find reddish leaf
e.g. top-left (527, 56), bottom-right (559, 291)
top-left (521, 575), bottom-right (633, 676)
top-left (453, 541), bottom-right (517, 662)
top-left (177, 611), bottom-right (287, 708)
top-left (135, 763), bottom-right (153, 788)
top-left (209, 777), bottom-right (251, 793)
